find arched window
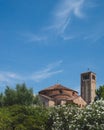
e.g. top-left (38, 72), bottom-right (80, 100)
top-left (59, 90), bottom-right (63, 94)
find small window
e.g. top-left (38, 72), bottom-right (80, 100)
top-left (83, 75), bottom-right (89, 80)
top-left (92, 75), bottom-right (95, 80)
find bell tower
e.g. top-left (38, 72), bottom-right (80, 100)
top-left (81, 71), bottom-right (96, 104)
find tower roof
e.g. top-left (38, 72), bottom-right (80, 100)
top-left (81, 71), bottom-right (96, 75)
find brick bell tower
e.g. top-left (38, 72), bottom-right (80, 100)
top-left (81, 71), bottom-right (96, 104)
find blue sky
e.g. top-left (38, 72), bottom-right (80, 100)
top-left (0, 0), bottom-right (104, 94)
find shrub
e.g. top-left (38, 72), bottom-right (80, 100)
top-left (46, 100), bottom-right (104, 130)
top-left (70, 100), bottom-right (104, 130)
top-left (46, 104), bottom-right (80, 130)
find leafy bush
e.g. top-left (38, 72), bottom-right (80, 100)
top-left (46, 100), bottom-right (104, 130)
top-left (45, 104), bottom-right (80, 130)
top-left (70, 100), bottom-right (104, 130)
top-left (0, 105), bottom-right (49, 130)
top-left (0, 100), bottom-right (104, 130)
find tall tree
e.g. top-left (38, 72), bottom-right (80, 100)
top-left (0, 83), bottom-right (42, 106)
top-left (96, 85), bottom-right (104, 100)
top-left (4, 86), bottom-right (17, 106)
top-left (0, 93), bottom-right (4, 107)
top-left (16, 83), bottom-right (34, 105)
top-left (1, 83), bottom-right (36, 106)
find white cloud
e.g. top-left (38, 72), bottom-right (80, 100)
top-left (0, 61), bottom-right (63, 86)
top-left (21, 32), bottom-right (47, 43)
top-left (20, 0), bottom-right (99, 43)
top-left (30, 60), bottom-right (63, 82)
top-left (0, 71), bottom-right (22, 88)
top-left (0, 72), bottom-right (21, 82)
top-left (50, 0), bottom-right (85, 34)
top-left (44, 0), bottom-right (101, 43)
top-left (62, 35), bottom-right (74, 41)
top-left (84, 27), bottom-right (104, 43)
top-left (20, 0), bottom-right (86, 43)
top-left (31, 70), bottom-right (63, 82)
top-left (46, 60), bottom-right (63, 70)
top-left (84, 34), bottom-right (104, 43)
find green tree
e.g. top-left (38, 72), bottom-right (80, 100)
top-left (8, 105), bottom-right (49, 130)
top-left (0, 83), bottom-right (38, 106)
top-left (4, 86), bottom-right (17, 106)
top-left (0, 93), bottom-right (4, 107)
top-left (33, 95), bottom-right (42, 106)
top-left (96, 85), bottom-right (104, 100)
top-left (0, 105), bottom-right (49, 130)
top-left (16, 83), bottom-right (34, 105)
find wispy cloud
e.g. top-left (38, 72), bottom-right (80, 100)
top-left (20, 0), bottom-right (87, 43)
top-left (84, 0), bottom-right (99, 8)
top-left (0, 72), bottom-right (21, 82)
top-left (30, 60), bottom-right (63, 82)
top-left (62, 35), bottom-right (74, 41)
top-left (83, 24), bottom-right (104, 43)
top-left (31, 70), bottom-right (63, 82)
top-left (84, 33), bottom-right (104, 43)
top-left (19, 0), bottom-right (100, 43)
top-left (0, 71), bottom-right (22, 88)
top-left (49, 0), bottom-right (85, 34)
top-left (20, 32), bottom-right (47, 43)
top-left (0, 61), bottom-right (63, 87)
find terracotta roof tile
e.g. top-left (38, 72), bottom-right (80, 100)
top-left (39, 84), bottom-right (78, 93)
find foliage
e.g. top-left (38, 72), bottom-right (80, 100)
top-left (0, 107), bottom-right (11, 129)
top-left (33, 95), bottom-right (43, 106)
top-left (70, 100), bottom-right (104, 130)
top-left (0, 105), bottom-right (49, 130)
top-left (0, 84), bottom-right (104, 130)
top-left (0, 100), bottom-right (104, 130)
top-left (4, 86), bottom-right (17, 106)
top-left (0, 93), bottom-right (4, 106)
top-left (96, 85), bottom-right (104, 100)
top-left (46, 100), bottom-right (104, 130)
top-left (45, 104), bottom-right (80, 130)
top-left (0, 83), bottom-right (38, 106)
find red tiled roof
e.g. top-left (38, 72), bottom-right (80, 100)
top-left (39, 84), bottom-right (78, 93)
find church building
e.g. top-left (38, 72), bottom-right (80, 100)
top-left (39, 84), bottom-right (86, 107)
top-left (38, 71), bottom-right (96, 107)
